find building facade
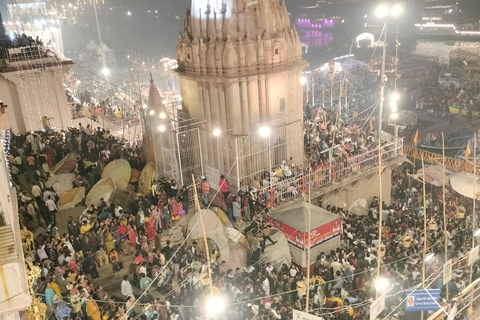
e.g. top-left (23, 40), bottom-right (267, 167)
top-left (175, 0), bottom-right (307, 187)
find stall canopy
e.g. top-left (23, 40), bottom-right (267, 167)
top-left (86, 178), bottom-right (116, 207)
top-left (269, 202), bottom-right (342, 249)
top-left (449, 172), bottom-right (480, 199)
top-left (412, 165), bottom-right (451, 187)
top-left (262, 228), bottom-right (292, 269)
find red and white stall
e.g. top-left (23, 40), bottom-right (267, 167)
top-left (268, 202), bottom-right (342, 273)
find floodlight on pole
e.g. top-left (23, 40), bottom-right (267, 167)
top-left (101, 68), bottom-right (110, 76)
top-left (159, 112), bottom-right (167, 119)
top-left (258, 126), bottom-right (271, 138)
top-left (158, 125), bottom-right (166, 132)
top-left (213, 128), bottom-right (222, 137)
top-left (375, 5), bottom-right (389, 18)
top-left (390, 113), bottom-right (398, 120)
top-left (375, 277), bottom-right (389, 292)
top-left (424, 252), bottom-right (435, 262)
top-left (391, 5), bottom-right (403, 17)
top-left (205, 296), bottom-right (226, 316)
top-left (390, 92), bottom-right (400, 102)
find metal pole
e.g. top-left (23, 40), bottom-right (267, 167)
top-left (268, 135), bottom-right (272, 187)
top-left (306, 82), bottom-right (309, 105)
top-left (470, 133), bottom-right (477, 313)
top-left (235, 138), bottom-right (240, 192)
top-left (378, 21), bottom-right (388, 140)
top-left (421, 154), bottom-right (426, 320)
top-left (322, 85), bottom-right (325, 108)
top-left (394, 25), bottom-right (399, 92)
top-left (305, 185), bottom-right (312, 313)
top-left (376, 142), bottom-right (383, 290)
top-left (311, 81), bottom-right (315, 107)
top-left (197, 128), bottom-right (204, 176)
top-left (442, 132), bottom-right (449, 300)
top-left (176, 131), bottom-right (183, 186)
top-left (345, 80), bottom-right (348, 116)
top-left (191, 174), bottom-right (212, 289)
top-left (93, 2), bottom-right (107, 76)
top-left (216, 137), bottom-right (221, 172)
top-left (330, 78), bottom-right (333, 107)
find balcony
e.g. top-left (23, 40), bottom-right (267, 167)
top-left (0, 45), bottom-right (73, 73)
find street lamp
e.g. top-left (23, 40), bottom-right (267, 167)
top-left (205, 296), bottom-right (226, 316)
top-left (375, 277), bottom-right (389, 292)
top-left (259, 126), bottom-right (272, 187)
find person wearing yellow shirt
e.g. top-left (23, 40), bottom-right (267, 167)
top-left (86, 298), bottom-right (101, 320)
top-left (80, 221), bottom-right (92, 235)
top-left (50, 281), bottom-right (61, 297)
top-left (274, 167), bottom-right (283, 179)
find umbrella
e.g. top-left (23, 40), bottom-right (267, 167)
top-left (449, 172), bottom-right (480, 199)
top-left (348, 198), bottom-right (368, 216)
top-left (416, 165), bottom-right (451, 187)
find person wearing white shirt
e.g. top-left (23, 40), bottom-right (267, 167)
top-left (31, 185), bottom-right (42, 199)
top-left (43, 190), bottom-right (53, 202)
top-left (37, 244), bottom-right (48, 260)
top-left (265, 262), bottom-right (274, 275)
top-left (121, 275), bottom-right (133, 298)
top-left (114, 205), bottom-right (123, 218)
top-left (289, 265), bottom-right (298, 278)
top-left (261, 277), bottom-right (270, 296)
top-left (45, 196), bottom-right (57, 224)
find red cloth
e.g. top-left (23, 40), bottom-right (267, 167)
top-left (145, 217), bottom-right (156, 241)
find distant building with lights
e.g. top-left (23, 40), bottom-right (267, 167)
top-left (0, 9), bottom-right (74, 134)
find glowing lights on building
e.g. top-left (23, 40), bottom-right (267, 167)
top-left (415, 23), bottom-right (480, 35)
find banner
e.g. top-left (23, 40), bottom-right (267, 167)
top-left (469, 246), bottom-right (479, 266)
top-left (370, 292), bottom-right (386, 320)
top-left (405, 289), bottom-right (441, 312)
top-left (293, 310), bottom-right (322, 320)
top-left (443, 259), bottom-right (453, 284)
top-left (269, 217), bottom-right (304, 249)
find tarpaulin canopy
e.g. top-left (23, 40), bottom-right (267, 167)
top-left (101, 159), bottom-right (131, 190)
top-left (58, 187), bottom-right (85, 211)
top-left (348, 198), bottom-right (368, 216)
top-left (449, 172), bottom-right (480, 199)
top-left (85, 178), bottom-right (116, 207)
top-left (415, 165), bottom-right (451, 187)
top-left (263, 228), bottom-right (292, 270)
top-left (45, 173), bottom-right (75, 197)
top-left (50, 153), bottom-right (80, 174)
top-left (138, 162), bottom-right (156, 196)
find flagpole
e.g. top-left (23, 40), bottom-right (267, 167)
top-left (414, 129), bottom-right (419, 173)
top-left (442, 132), bottom-right (449, 300)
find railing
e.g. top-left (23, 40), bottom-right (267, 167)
top-left (4, 45), bottom-right (65, 64)
top-left (257, 139), bottom-right (404, 208)
top-left (403, 145), bottom-right (477, 174)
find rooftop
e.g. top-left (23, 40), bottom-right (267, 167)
top-left (0, 44), bottom-right (73, 73)
top-left (272, 202), bottom-right (340, 232)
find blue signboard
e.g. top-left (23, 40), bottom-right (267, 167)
top-left (405, 289), bottom-right (441, 312)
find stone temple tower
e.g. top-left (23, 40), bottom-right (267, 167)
top-left (176, 0), bottom-right (307, 187)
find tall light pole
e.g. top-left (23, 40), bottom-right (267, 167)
top-left (375, 4), bottom-right (402, 141)
top-left (93, 2), bottom-right (108, 79)
top-left (375, 3), bottom-right (402, 287)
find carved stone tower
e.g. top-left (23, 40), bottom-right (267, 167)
top-left (176, 0), bottom-right (307, 187)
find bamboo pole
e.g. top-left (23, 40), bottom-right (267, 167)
top-left (376, 141), bottom-right (383, 296)
top-left (442, 132), bottom-right (449, 300)
top-left (191, 174), bottom-right (212, 289)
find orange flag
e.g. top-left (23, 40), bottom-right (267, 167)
top-left (465, 142), bottom-right (471, 159)
top-left (413, 129), bottom-right (418, 146)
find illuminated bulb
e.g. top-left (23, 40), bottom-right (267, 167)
top-left (390, 113), bottom-right (398, 120)
top-left (213, 128), bottom-right (221, 137)
top-left (159, 112), bottom-right (166, 119)
top-left (391, 5), bottom-right (403, 17)
top-left (259, 126), bottom-right (271, 138)
top-left (300, 76), bottom-right (307, 85)
top-left (149, 110), bottom-right (155, 115)
top-left (142, 104), bottom-right (148, 109)
top-left (375, 5), bottom-right (389, 18)
top-left (390, 92), bottom-right (400, 101)
top-left (101, 68), bottom-right (110, 76)
top-left (158, 125), bottom-right (166, 132)
top-left (205, 296), bottom-right (226, 315)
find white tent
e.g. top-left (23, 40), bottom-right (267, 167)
top-left (262, 228), bottom-right (292, 269)
top-left (449, 172), bottom-right (480, 199)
